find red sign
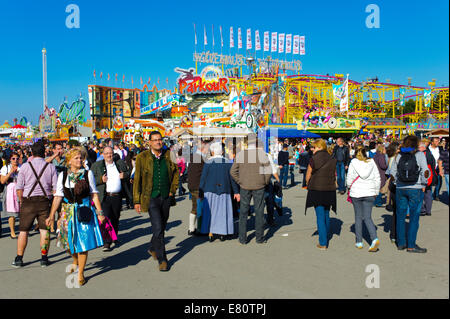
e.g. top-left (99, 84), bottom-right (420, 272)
top-left (179, 76), bottom-right (229, 95)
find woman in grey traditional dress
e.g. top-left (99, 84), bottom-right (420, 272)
top-left (1, 152), bottom-right (21, 238)
top-left (199, 142), bottom-right (240, 242)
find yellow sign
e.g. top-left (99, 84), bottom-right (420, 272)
top-left (296, 117), bottom-right (360, 131)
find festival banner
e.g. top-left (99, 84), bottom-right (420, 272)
top-left (238, 28), bottom-right (242, 49)
top-left (399, 87), bottom-right (405, 106)
top-left (271, 32), bottom-right (277, 52)
top-left (204, 25), bottom-right (207, 46)
top-left (299, 36), bottom-right (305, 55)
top-left (255, 30), bottom-right (261, 51)
top-left (424, 89), bottom-right (432, 108)
top-left (339, 76), bottom-right (349, 112)
top-left (293, 35), bottom-right (299, 54)
top-left (278, 33), bottom-right (285, 54)
top-left (332, 83), bottom-right (343, 105)
top-left (220, 26), bottom-right (223, 48)
top-left (212, 24), bottom-right (215, 48)
top-left (194, 24), bottom-right (197, 45)
top-left (286, 34), bottom-right (292, 54)
top-left (264, 31), bottom-right (269, 52)
top-left (246, 28), bottom-right (252, 50)
top-left (230, 27), bottom-right (234, 48)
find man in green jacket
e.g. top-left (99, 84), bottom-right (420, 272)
top-left (133, 131), bottom-right (179, 271)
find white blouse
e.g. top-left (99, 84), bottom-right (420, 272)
top-left (54, 170), bottom-right (98, 197)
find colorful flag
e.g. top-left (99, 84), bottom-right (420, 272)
top-left (100, 71), bottom-right (103, 79)
top-left (264, 31), bottom-right (269, 51)
top-left (93, 70), bottom-right (96, 78)
top-left (246, 28), bottom-right (252, 50)
top-left (204, 25), bottom-right (207, 46)
top-left (339, 75), bottom-right (349, 112)
top-left (122, 75), bottom-right (125, 82)
top-left (293, 35), bottom-right (299, 54)
top-left (140, 77), bottom-right (143, 85)
top-left (278, 33), bottom-right (285, 53)
top-left (255, 30), bottom-right (261, 51)
top-left (238, 28), bottom-right (242, 49)
top-left (299, 36), bottom-right (305, 55)
top-left (271, 32), bottom-right (277, 52)
top-left (399, 87), bottom-right (405, 106)
top-left (107, 73), bottom-right (110, 81)
top-left (424, 89), bottom-right (432, 108)
top-left (194, 23), bottom-right (197, 45)
top-left (115, 73), bottom-right (118, 81)
top-left (212, 24), bottom-right (215, 48)
top-left (230, 27), bottom-right (234, 48)
top-left (286, 34), bottom-right (292, 54)
top-left (148, 77), bottom-right (151, 84)
top-left (220, 26), bottom-right (223, 48)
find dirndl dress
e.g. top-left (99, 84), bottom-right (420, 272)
top-left (58, 197), bottom-right (103, 254)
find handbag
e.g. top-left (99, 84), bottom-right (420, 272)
top-left (347, 176), bottom-right (360, 204)
top-left (76, 205), bottom-right (93, 223)
top-left (380, 176), bottom-right (391, 194)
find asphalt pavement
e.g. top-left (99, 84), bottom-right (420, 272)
top-left (0, 174), bottom-right (448, 299)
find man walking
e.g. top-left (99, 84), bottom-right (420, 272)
top-left (12, 142), bottom-right (57, 268)
top-left (332, 138), bottom-right (350, 195)
top-left (230, 134), bottom-right (272, 244)
top-left (429, 137), bottom-right (442, 200)
top-left (187, 139), bottom-right (208, 236)
top-left (278, 144), bottom-right (290, 189)
top-left (91, 146), bottom-right (131, 251)
top-left (133, 131), bottom-right (179, 271)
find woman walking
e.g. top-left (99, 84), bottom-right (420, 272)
top-left (385, 142), bottom-right (400, 243)
top-left (0, 152), bottom-right (21, 238)
top-left (346, 145), bottom-right (381, 252)
top-left (305, 139), bottom-right (337, 250)
top-left (373, 144), bottom-right (388, 207)
top-left (199, 142), bottom-right (239, 242)
top-left (46, 147), bottom-right (105, 286)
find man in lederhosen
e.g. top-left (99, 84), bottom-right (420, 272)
top-left (12, 142), bottom-right (57, 268)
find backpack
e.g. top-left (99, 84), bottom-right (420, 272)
top-left (397, 151), bottom-right (420, 184)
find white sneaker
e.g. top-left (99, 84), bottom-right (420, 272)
top-left (369, 238), bottom-right (380, 252)
top-left (355, 242), bottom-right (364, 249)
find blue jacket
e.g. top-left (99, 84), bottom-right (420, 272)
top-left (199, 156), bottom-right (239, 196)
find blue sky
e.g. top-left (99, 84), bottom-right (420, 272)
top-left (0, 0), bottom-right (448, 125)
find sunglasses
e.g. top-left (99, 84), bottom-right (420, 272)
top-left (11, 158), bottom-right (19, 160)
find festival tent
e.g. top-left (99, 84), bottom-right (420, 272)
top-left (258, 127), bottom-right (320, 152)
top-left (0, 121), bottom-right (12, 129)
top-left (11, 124), bottom-right (27, 129)
top-left (425, 129), bottom-right (449, 138)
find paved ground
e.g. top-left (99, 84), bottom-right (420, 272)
top-left (0, 174), bottom-right (448, 299)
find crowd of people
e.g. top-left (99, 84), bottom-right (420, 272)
top-left (0, 132), bottom-right (448, 284)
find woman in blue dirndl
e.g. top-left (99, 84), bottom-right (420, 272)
top-left (46, 147), bottom-right (105, 286)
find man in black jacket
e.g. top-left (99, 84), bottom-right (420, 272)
top-left (91, 146), bottom-right (131, 251)
top-left (278, 144), bottom-right (290, 189)
top-left (332, 138), bottom-right (350, 195)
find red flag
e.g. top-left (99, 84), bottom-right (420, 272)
top-left (166, 77), bottom-right (169, 84)
top-left (107, 73), bottom-right (110, 81)
top-left (148, 77), bottom-right (151, 84)
top-left (100, 72), bottom-right (103, 79)
top-left (140, 77), bottom-right (143, 85)
top-left (93, 70), bottom-right (96, 78)
top-left (158, 78), bottom-right (160, 85)
top-left (115, 73), bottom-right (118, 81)
top-left (122, 75), bottom-right (125, 82)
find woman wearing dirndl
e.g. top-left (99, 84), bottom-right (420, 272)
top-left (0, 152), bottom-right (21, 238)
top-left (46, 147), bottom-right (105, 286)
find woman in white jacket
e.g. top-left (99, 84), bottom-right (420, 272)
top-left (347, 145), bottom-right (381, 252)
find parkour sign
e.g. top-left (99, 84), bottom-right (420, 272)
top-left (176, 66), bottom-right (230, 96)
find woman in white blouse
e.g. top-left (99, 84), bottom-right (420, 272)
top-left (46, 147), bottom-right (105, 286)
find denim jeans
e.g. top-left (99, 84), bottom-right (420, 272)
top-left (280, 164), bottom-right (289, 187)
top-left (396, 188), bottom-right (424, 248)
top-left (374, 193), bottom-right (384, 207)
top-left (351, 196), bottom-right (377, 243)
top-left (421, 189), bottom-right (433, 215)
top-left (445, 174), bottom-right (449, 196)
top-left (314, 206), bottom-right (330, 247)
top-left (148, 196), bottom-right (171, 263)
top-left (239, 188), bottom-right (266, 243)
top-left (432, 175), bottom-right (442, 199)
top-left (336, 162), bottom-right (346, 192)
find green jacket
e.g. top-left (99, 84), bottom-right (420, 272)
top-left (91, 159), bottom-right (132, 204)
top-left (133, 149), bottom-right (179, 212)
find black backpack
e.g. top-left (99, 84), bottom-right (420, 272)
top-left (397, 151), bottom-right (420, 184)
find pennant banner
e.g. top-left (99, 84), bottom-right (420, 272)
top-left (246, 28), bottom-right (252, 50)
top-left (212, 25), bottom-right (215, 47)
top-left (339, 76), bottom-right (349, 112)
top-left (293, 35), bottom-right (299, 54)
top-left (286, 34), bottom-right (292, 54)
top-left (255, 30), bottom-right (261, 51)
top-left (299, 36), bottom-right (305, 55)
top-left (271, 32), bottom-right (277, 52)
top-left (204, 25), bottom-right (207, 46)
top-left (220, 26), bottom-right (223, 48)
top-left (264, 31), bottom-right (269, 52)
top-left (238, 28), bottom-right (242, 49)
top-left (194, 24), bottom-right (197, 45)
top-left (230, 27), bottom-right (234, 48)
top-left (278, 33), bottom-right (285, 54)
